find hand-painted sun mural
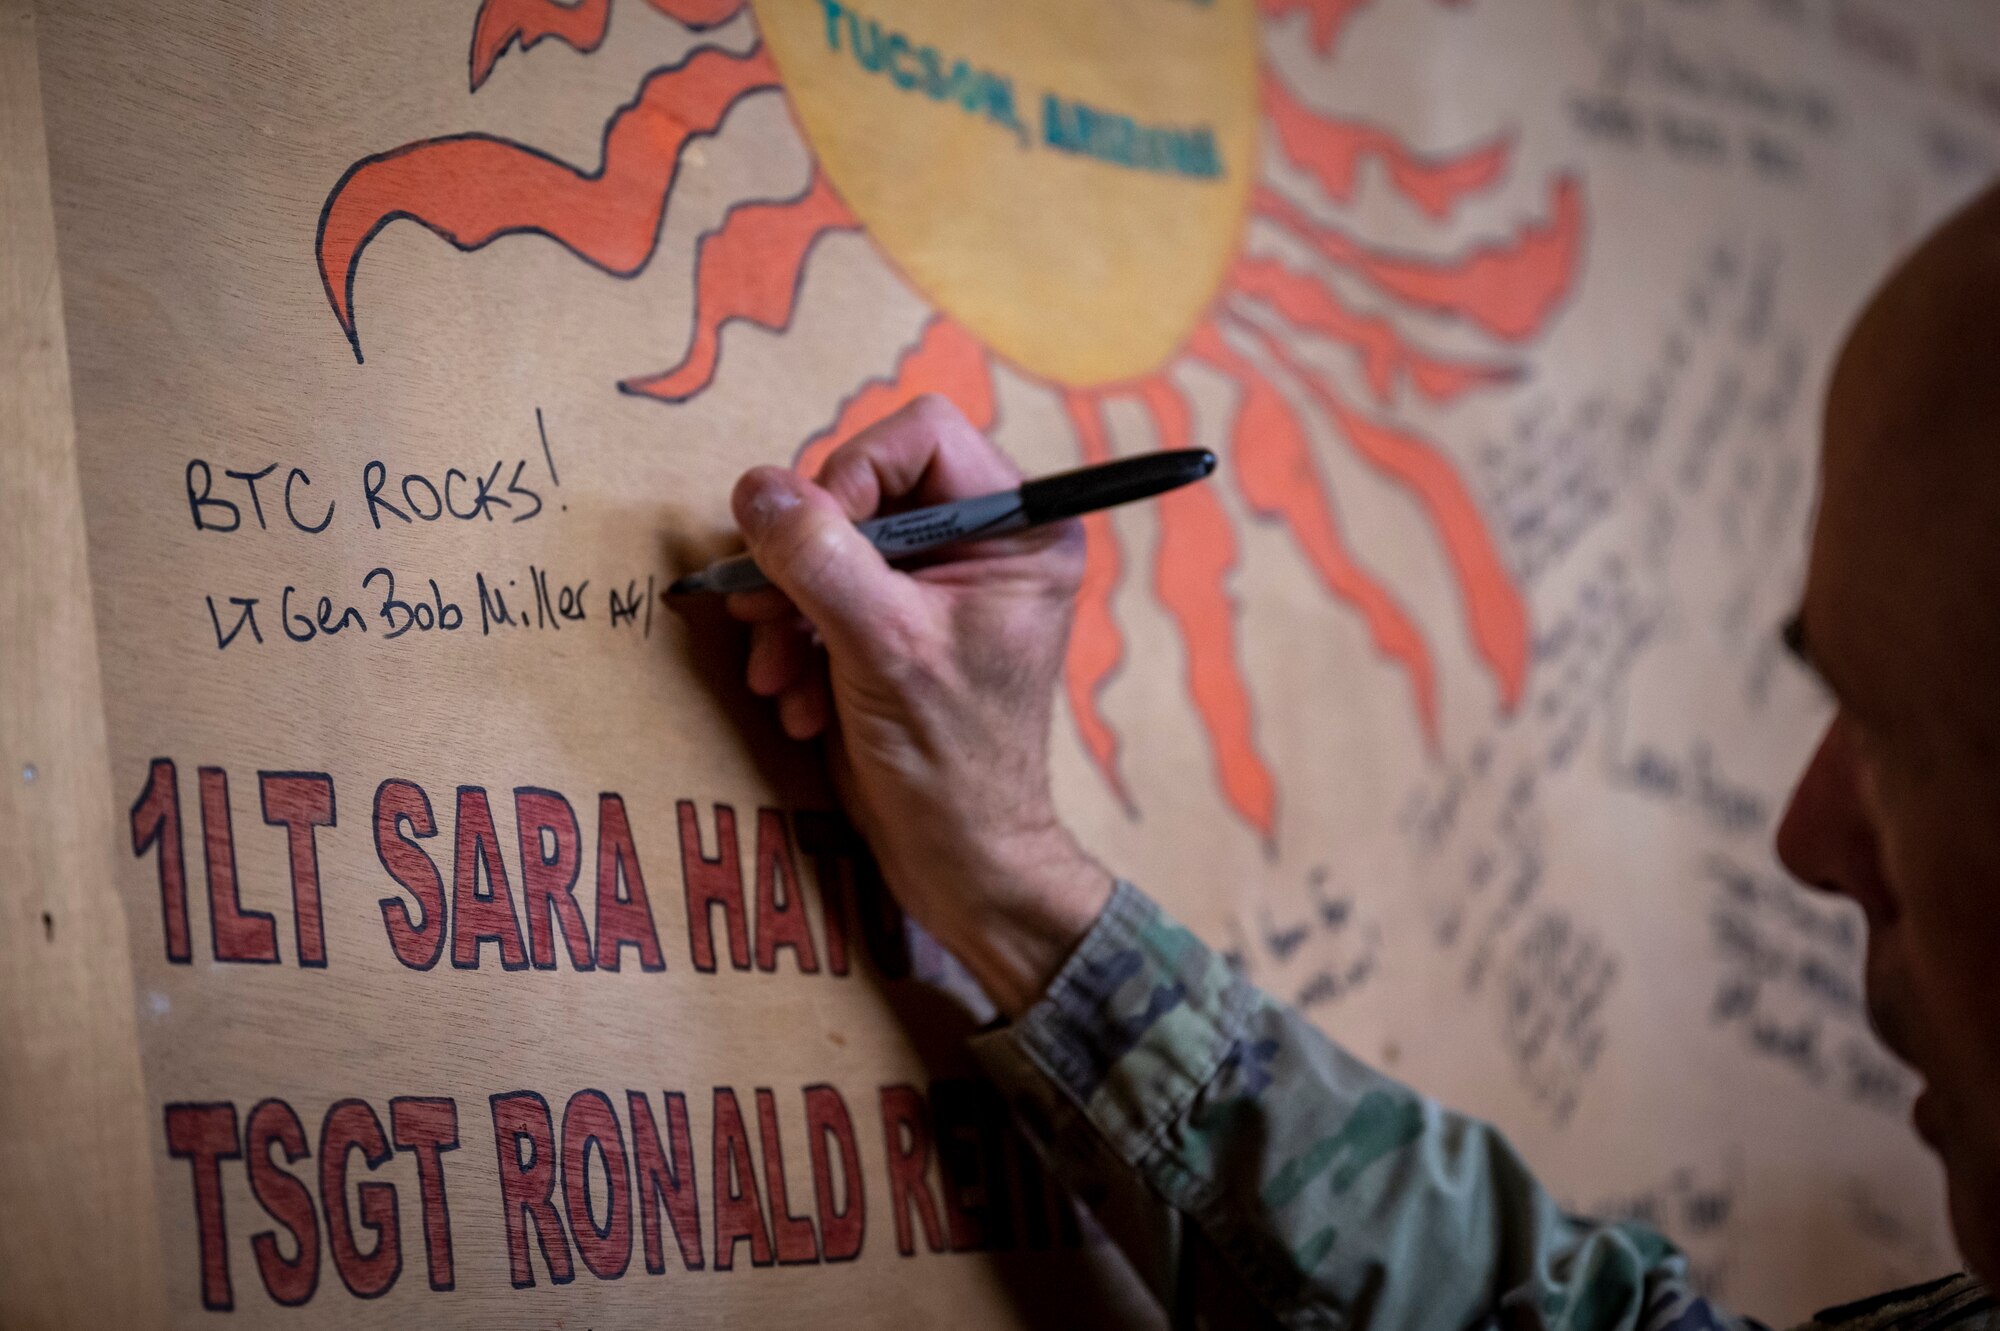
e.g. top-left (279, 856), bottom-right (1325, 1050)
top-left (316, 0), bottom-right (1583, 841)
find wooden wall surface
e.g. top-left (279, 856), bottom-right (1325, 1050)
top-left (7, 0), bottom-right (2000, 1325)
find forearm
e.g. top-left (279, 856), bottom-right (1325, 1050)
top-left (971, 882), bottom-right (1745, 1331)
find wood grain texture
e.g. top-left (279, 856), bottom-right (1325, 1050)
top-left (0, 0), bottom-right (167, 1323)
top-left (16, 0), bottom-right (2000, 1321)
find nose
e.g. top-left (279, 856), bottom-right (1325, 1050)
top-left (1775, 714), bottom-right (1895, 924)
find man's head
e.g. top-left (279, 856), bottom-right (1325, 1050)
top-left (1778, 178), bottom-right (2000, 1281)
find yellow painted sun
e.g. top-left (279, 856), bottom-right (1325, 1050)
top-left (755, 0), bottom-right (1260, 384)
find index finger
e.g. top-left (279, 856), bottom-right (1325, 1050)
top-left (813, 394), bottom-right (1022, 522)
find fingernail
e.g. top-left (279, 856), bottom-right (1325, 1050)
top-left (735, 467), bottom-right (804, 539)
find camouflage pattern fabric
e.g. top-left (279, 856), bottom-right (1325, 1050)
top-left (969, 882), bottom-right (1995, 1331)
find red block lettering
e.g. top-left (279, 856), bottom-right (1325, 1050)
top-left (756, 1088), bottom-right (820, 1264)
top-left (374, 779), bottom-right (445, 970)
top-left (754, 809), bottom-right (819, 974)
top-left (679, 801), bottom-right (749, 972)
top-left (628, 1090), bottom-right (704, 1273)
top-left (390, 1096), bottom-right (460, 1291)
top-left (879, 1085), bottom-right (946, 1256)
top-left (452, 786), bottom-right (527, 970)
top-left (490, 1091), bottom-right (574, 1288)
top-left (131, 758), bottom-right (192, 963)
top-left (594, 794), bottom-right (664, 971)
top-left (246, 1098), bottom-right (320, 1306)
top-left (711, 1087), bottom-right (773, 1269)
top-left (805, 1084), bottom-right (865, 1262)
top-left (516, 787), bottom-right (593, 970)
top-left (199, 766), bottom-right (280, 962)
top-left (562, 1089), bottom-right (633, 1280)
top-left (259, 772), bottom-right (334, 967)
top-left (164, 1101), bottom-right (241, 1310)
top-left (320, 1099), bottom-right (401, 1298)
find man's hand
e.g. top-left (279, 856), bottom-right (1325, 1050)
top-left (725, 395), bottom-right (1112, 1016)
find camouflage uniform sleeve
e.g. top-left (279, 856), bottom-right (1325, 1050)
top-left (968, 881), bottom-right (1760, 1331)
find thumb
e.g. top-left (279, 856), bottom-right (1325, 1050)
top-left (732, 466), bottom-right (917, 659)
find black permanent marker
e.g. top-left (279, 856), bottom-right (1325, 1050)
top-left (668, 448), bottom-right (1218, 596)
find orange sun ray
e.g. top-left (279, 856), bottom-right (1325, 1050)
top-left (1059, 390), bottom-right (1132, 811)
top-left (317, 44), bottom-right (779, 362)
top-left (1244, 320), bottom-right (1527, 709)
top-left (793, 316), bottom-right (997, 478)
top-left (1136, 376), bottom-right (1278, 842)
top-left (1261, 71), bottom-right (1508, 220)
top-left (1257, 0), bottom-right (1372, 54)
top-left (620, 171), bottom-right (859, 401)
top-left (1188, 322), bottom-right (1439, 744)
top-left (469, 0), bottom-right (611, 91)
top-left (468, 0), bottom-right (747, 92)
top-left (1228, 253), bottom-right (1517, 405)
top-left (1253, 177), bottom-right (1583, 343)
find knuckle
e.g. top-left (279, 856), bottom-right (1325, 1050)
top-left (905, 392), bottom-right (964, 435)
top-left (826, 425), bottom-right (882, 472)
top-left (1043, 519), bottom-right (1088, 596)
top-left (816, 453), bottom-right (883, 521)
top-left (910, 395), bottom-right (996, 463)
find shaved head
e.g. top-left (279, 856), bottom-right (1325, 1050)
top-left (1816, 181), bottom-right (2000, 751)
top-left (1832, 182), bottom-right (2000, 470)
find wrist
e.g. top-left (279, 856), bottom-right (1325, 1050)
top-left (932, 824), bottom-right (1112, 1018)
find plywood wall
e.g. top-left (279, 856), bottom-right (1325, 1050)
top-left (7, 0), bottom-right (2000, 1324)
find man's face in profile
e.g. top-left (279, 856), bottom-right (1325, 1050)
top-left (1776, 181), bottom-right (2000, 1282)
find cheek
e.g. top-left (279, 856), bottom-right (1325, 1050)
top-left (1872, 766), bottom-right (2000, 1102)
top-left (1855, 734), bottom-right (1957, 924)
top-left (1872, 761), bottom-right (2000, 957)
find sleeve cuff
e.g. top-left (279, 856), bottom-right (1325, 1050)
top-left (970, 880), bottom-right (1255, 1165)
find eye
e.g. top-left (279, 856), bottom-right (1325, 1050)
top-left (1779, 612), bottom-right (1839, 708)
top-left (1780, 612), bottom-right (1809, 663)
